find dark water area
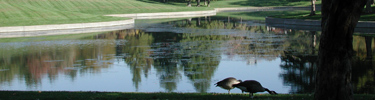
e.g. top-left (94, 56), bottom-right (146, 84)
top-left (0, 16), bottom-right (374, 94)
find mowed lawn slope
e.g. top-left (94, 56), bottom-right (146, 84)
top-left (0, 0), bottom-right (316, 27)
top-left (0, 0), bottom-right (211, 26)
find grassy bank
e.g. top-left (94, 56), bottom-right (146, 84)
top-left (270, 6), bottom-right (375, 21)
top-left (209, 0), bottom-right (320, 8)
top-left (0, 91), bottom-right (374, 100)
top-left (216, 10), bottom-right (315, 21)
top-left (0, 0), bottom-right (316, 27)
top-left (272, 11), bottom-right (375, 21)
top-left (0, 0), bottom-right (208, 27)
top-left (271, 11), bottom-right (322, 20)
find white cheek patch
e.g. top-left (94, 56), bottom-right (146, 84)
top-left (234, 81), bottom-right (241, 84)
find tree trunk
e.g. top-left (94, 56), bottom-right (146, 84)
top-left (187, 18), bottom-right (192, 25)
top-left (311, 31), bottom-right (317, 54)
top-left (365, 36), bottom-right (373, 60)
top-left (187, 0), bottom-right (191, 7)
top-left (197, 0), bottom-right (201, 7)
top-left (310, 0), bottom-right (316, 16)
top-left (196, 17), bottom-right (201, 26)
top-left (207, 0), bottom-right (210, 7)
top-left (366, 0), bottom-right (372, 13)
top-left (315, 0), bottom-right (366, 100)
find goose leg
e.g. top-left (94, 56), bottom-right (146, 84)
top-left (249, 93), bottom-right (254, 98)
top-left (228, 90), bottom-right (232, 97)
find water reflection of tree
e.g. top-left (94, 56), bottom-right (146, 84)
top-left (114, 30), bottom-right (373, 93)
top-left (118, 17), bottom-right (292, 92)
top-left (173, 17), bottom-right (286, 61)
top-left (119, 19), bottom-right (284, 92)
top-left (147, 32), bottom-right (221, 93)
top-left (179, 34), bottom-right (222, 93)
top-left (174, 17), bottom-right (254, 31)
top-left (352, 35), bottom-right (375, 94)
top-left (0, 39), bottom-right (117, 87)
top-left (280, 51), bottom-right (317, 93)
top-left (279, 30), bottom-right (319, 93)
top-left (154, 59), bottom-right (181, 92)
top-left (352, 57), bottom-right (375, 94)
top-left (151, 32), bottom-right (183, 92)
top-left (114, 29), bottom-right (154, 91)
top-left (279, 33), bottom-right (375, 94)
top-left (4, 17), bottom-right (374, 94)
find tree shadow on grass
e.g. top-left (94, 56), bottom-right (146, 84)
top-left (216, 10), bottom-right (321, 21)
top-left (136, 0), bottom-right (213, 7)
top-left (136, 0), bottom-right (186, 6)
top-left (136, 0), bottom-right (168, 4)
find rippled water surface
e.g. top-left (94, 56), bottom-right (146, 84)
top-left (1, 16), bottom-right (374, 94)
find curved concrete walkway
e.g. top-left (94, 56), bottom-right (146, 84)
top-left (0, 19), bottom-right (135, 33)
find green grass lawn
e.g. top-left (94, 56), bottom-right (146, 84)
top-left (0, 0), bottom-right (317, 27)
top-left (0, 91), bottom-right (374, 100)
top-left (271, 11), bottom-right (375, 21)
top-left (270, 6), bottom-right (375, 21)
top-left (216, 10), bottom-right (318, 21)
top-left (271, 10), bottom-right (322, 20)
top-left (209, 0), bottom-right (321, 7)
top-left (0, 0), bottom-right (209, 27)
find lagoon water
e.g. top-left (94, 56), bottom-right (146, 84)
top-left (0, 16), bottom-right (374, 94)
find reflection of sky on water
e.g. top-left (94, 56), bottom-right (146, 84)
top-left (0, 45), bottom-right (289, 93)
top-left (1, 16), bottom-right (374, 94)
top-left (0, 17), bottom-right (309, 94)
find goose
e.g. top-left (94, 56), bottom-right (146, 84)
top-left (233, 80), bottom-right (277, 98)
top-left (214, 77), bottom-right (241, 95)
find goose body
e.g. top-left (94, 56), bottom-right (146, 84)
top-left (233, 80), bottom-right (277, 98)
top-left (215, 77), bottom-right (241, 94)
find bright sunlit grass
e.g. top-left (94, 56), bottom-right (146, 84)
top-left (216, 10), bottom-right (316, 21)
top-left (270, 9), bottom-right (375, 21)
top-left (0, 0), bottom-right (210, 27)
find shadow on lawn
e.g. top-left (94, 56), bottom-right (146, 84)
top-left (136, 0), bottom-right (211, 7)
top-left (136, 0), bottom-right (185, 6)
top-left (229, 0), bottom-right (311, 7)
